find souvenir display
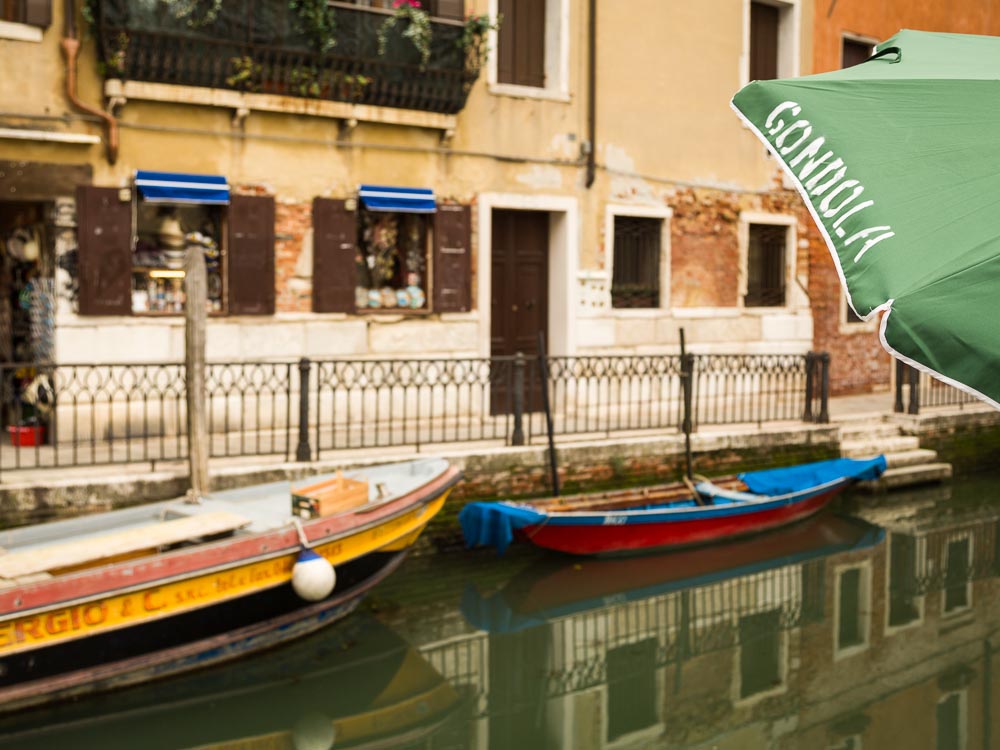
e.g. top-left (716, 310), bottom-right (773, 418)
top-left (356, 210), bottom-right (430, 312)
top-left (133, 205), bottom-right (223, 314)
top-left (354, 287), bottom-right (369, 309)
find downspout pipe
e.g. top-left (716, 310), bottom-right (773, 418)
top-left (61, 0), bottom-right (119, 164)
top-left (584, 0), bottom-right (596, 188)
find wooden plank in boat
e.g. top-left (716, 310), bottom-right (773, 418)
top-left (0, 511), bottom-right (251, 580)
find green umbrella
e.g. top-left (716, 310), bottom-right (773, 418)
top-left (731, 29), bottom-right (1000, 409)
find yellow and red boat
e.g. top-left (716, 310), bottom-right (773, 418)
top-left (0, 457), bottom-right (460, 712)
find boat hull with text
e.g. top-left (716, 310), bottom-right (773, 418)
top-left (0, 457), bottom-right (460, 712)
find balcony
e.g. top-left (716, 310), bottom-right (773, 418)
top-left (91, 0), bottom-right (482, 116)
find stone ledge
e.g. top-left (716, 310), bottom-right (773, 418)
top-left (105, 79), bottom-right (458, 133)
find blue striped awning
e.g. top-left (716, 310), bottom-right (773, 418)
top-left (359, 184), bottom-right (436, 213)
top-left (135, 170), bottom-right (230, 205)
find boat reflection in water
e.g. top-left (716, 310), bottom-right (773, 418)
top-left (441, 492), bottom-right (1000, 750)
top-left (0, 613), bottom-right (464, 750)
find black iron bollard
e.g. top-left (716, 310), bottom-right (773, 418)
top-left (511, 353), bottom-right (525, 446)
top-left (296, 357), bottom-right (312, 462)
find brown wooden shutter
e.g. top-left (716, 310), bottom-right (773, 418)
top-left (227, 194), bottom-right (275, 316)
top-left (433, 203), bottom-right (471, 313)
top-left (22, 0), bottom-right (51, 27)
top-left (432, 0), bottom-right (464, 20)
top-left (749, 2), bottom-right (779, 82)
top-left (76, 185), bottom-right (132, 316)
top-left (312, 198), bottom-right (357, 314)
top-left (497, 0), bottom-right (545, 87)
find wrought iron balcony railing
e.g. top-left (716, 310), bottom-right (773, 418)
top-left (91, 0), bottom-right (481, 115)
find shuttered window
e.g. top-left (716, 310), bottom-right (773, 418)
top-left (431, 0), bottom-right (464, 20)
top-left (433, 204), bottom-right (471, 313)
top-left (2, 0), bottom-right (50, 26)
top-left (745, 223), bottom-right (786, 307)
top-left (749, 1), bottom-right (779, 82)
top-left (77, 186), bottom-right (133, 316)
top-left (612, 216), bottom-right (661, 309)
top-left (312, 198), bottom-right (358, 314)
top-left (227, 194), bottom-right (275, 316)
top-left (497, 0), bottom-right (545, 87)
top-left (842, 38), bottom-right (872, 69)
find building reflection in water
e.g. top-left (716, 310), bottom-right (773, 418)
top-left (416, 484), bottom-right (1000, 750)
top-left (0, 613), bottom-right (468, 750)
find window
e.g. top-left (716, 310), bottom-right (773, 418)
top-left (606, 638), bottom-right (658, 741)
top-left (356, 209), bottom-right (430, 311)
top-left (744, 0), bottom-right (799, 84)
top-left (887, 533), bottom-right (922, 629)
top-left (497, 0), bottom-right (546, 87)
top-left (132, 203), bottom-right (224, 314)
top-left (749, 2), bottom-right (779, 81)
top-left (835, 565), bottom-right (870, 656)
top-left (745, 223), bottom-right (787, 307)
top-left (1, 0), bottom-right (49, 26)
top-left (842, 37), bottom-right (873, 69)
top-left (738, 609), bottom-right (782, 699)
top-left (937, 692), bottom-right (966, 750)
top-left (943, 537), bottom-right (972, 614)
top-left (612, 216), bottom-right (661, 309)
top-left (312, 194), bottom-right (471, 315)
top-left (76, 184), bottom-right (275, 318)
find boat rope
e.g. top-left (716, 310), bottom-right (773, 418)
top-left (290, 517), bottom-right (311, 549)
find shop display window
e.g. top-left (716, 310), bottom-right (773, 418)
top-left (132, 203), bottom-right (224, 315)
top-left (354, 209), bottom-right (428, 311)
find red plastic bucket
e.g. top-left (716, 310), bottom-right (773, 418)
top-left (9, 425), bottom-right (45, 447)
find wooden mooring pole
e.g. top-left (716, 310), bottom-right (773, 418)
top-left (185, 245), bottom-right (209, 500)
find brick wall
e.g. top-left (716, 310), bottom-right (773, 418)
top-left (275, 200), bottom-right (312, 313)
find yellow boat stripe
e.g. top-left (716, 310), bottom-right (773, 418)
top-left (0, 494), bottom-right (446, 656)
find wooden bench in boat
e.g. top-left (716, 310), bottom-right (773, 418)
top-left (0, 511), bottom-right (251, 580)
top-left (534, 476), bottom-right (749, 512)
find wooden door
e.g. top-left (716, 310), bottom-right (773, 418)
top-left (491, 209), bottom-right (548, 414)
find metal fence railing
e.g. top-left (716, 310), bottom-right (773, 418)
top-left (894, 360), bottom-right (979, 415)
top-left (0, 351), bottom-right (829, 477)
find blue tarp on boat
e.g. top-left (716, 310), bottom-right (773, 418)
top-left (739, 455), bottom-right (886, 495)
top-left (459, 503), bottom-right (545, 555)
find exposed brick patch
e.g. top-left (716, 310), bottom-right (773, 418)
top-left (274, 201), bottom-right (311, 313)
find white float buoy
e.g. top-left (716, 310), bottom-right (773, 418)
top-left (292, 712), bottom-right (336, 750)
top-left (291, 548), bottom-right (336, 602)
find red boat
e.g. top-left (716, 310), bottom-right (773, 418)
top-left (460, 456), bottom-right (886, 555)
top-left (462, 512), bottom-right (885, 632)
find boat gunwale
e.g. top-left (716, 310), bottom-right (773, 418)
top-left (504, 475), bottom-right (850, 521)
top-left (0, 466), bottom-right (461, 619)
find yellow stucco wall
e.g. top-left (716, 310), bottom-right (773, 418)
top-left (0, 0), bottom-right (819, 362)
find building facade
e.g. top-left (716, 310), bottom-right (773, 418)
top-left (0, 0), bottom-right (825, 382)
top-left (809, 1), bottom-right (1000, 394)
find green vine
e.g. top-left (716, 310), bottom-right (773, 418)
top-left (226, 55), bottom-right (262, 91)
top-left (459, 12), bottom-right (502, 72)
top-left (377, 1), bottom-right (433, 69)
top-left (289, 0), bottom-right (338, 55)
top-left (161, 0), bottom-right (224, 28)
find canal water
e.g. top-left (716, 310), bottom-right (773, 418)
top-left (2, 472), bottom-right (1000, 749)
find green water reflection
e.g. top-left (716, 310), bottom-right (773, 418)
top-left (3, 473), bottom-right (1000, 749)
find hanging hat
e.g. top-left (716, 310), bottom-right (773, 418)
top-left (7, 228), bottom-right (39, 262)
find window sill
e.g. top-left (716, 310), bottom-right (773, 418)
top-left (0, 20), bottom-right (42, 43)
top-left (105, 80), bottom-right (459, 134)
top-left (488, 82), bottom-right (571, 103)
